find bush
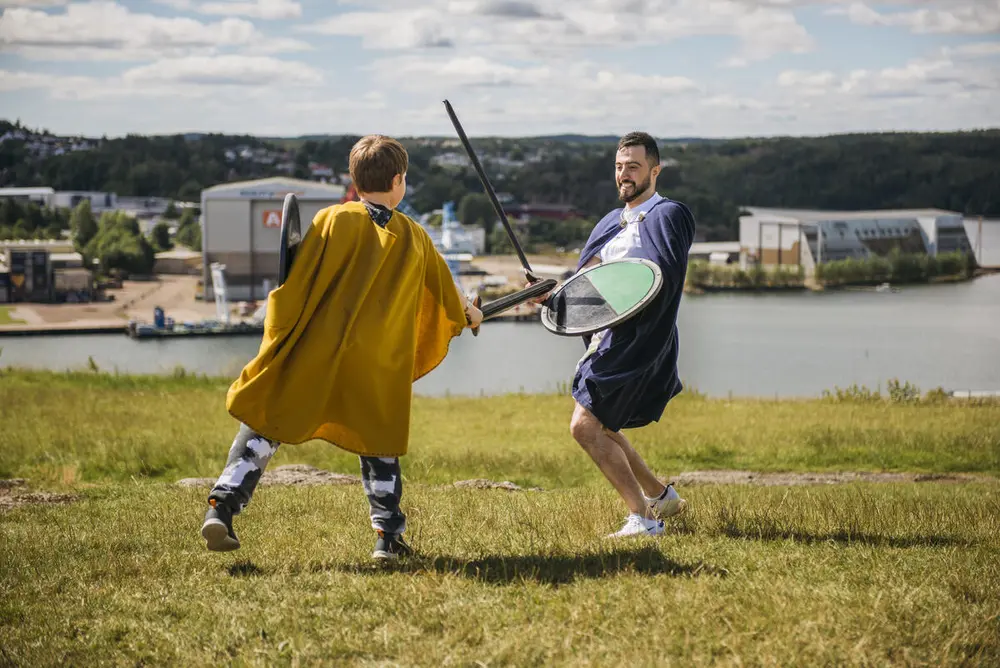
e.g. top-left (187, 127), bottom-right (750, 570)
top-left (685, 260), bottom-right (805, 289)
top-left (822, 384), bottom-right (882, 402)
top-left (887, 378), bottom-right (921, 403)
top-left (816, 250), bottom-right (973, 287)
top-left (151, 221), bottom-right (173, 252)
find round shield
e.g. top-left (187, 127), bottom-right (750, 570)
top-left (541, 258), bottom-right (663, 336)
top-left (278, 193), bottom-right (302, 286)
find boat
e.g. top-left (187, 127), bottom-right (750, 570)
top-left (126, 309), bottom-right (263, 339)
top-left (126, 263), bottom-right (264, 339)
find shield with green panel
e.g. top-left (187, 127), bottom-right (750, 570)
top-left (541, 258), bottom-right (664, 336)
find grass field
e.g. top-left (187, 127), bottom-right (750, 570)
top-left (1, 369), bottom-right (998, 665)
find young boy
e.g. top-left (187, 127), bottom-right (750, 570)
top-left (200, 135), bottom-right (483, 560)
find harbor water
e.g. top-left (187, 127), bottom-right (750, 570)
top-left (2, 274), bottom-right (998, 398)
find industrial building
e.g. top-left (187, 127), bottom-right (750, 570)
top-left (0, 187), bottom-right (118, 212)
top-left (0, 240), bottom-right (92, 303)
top-left (689, 241), bottom-right (740, 265)
top-left (0, 187), bottom-right (55, 207)
top-left (964, 217), bottom-right (1000, 269)
top-left (200, 177), bottom-right (346, 301)
top-left (738, 207), bottom-right (975, 274)
top-left (153, 247), bottom-right (202, 275)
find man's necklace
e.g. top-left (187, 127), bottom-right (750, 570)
top-left (619, 209), bottom-right (647, 229)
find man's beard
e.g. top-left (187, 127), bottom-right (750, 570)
top-left (618, 175), bottom-right (651, 203)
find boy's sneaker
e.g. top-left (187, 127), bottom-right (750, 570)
top-left (372, 530), bottom-right (412, 560)
top-left (201, 499), bottom-right (240, 552)
top-left (646, 483), bottom-right (687, 519)
top-left (606, 513), bottom-right (665, 538)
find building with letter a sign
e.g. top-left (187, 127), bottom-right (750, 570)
top-left (200, 177), bottom-right (346, 301)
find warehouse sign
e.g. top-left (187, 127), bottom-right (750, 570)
top-left (262, 210), bottom-right (282, 228)
top-left (239, 189), bottom-right (306, 198)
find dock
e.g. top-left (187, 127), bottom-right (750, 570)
top-left (126, 320), bottom-right (264, 339)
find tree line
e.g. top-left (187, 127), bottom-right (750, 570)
top-left (0, 197), bottom-right (201, 277)
top-left (2, 119), bottom-right (997, 248)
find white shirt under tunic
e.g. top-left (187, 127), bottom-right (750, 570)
top-left (576, 192), bottom-right (664, 371)
top-left (600, 192), bottom-right (663, 263)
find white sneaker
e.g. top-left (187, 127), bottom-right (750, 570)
top-left (646, 484), bottom-right (687, 519)
top-left (606, 513), bottom-right (665, 538)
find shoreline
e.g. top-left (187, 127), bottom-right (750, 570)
top-left (1, 266), bottom-right (996, 338)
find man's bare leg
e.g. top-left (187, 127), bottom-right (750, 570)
top-left (605, 430), bottom-right (666, 499)
top-left (570, 402), bottom-right (652, 518)
top-left (607, 429), bottom-right (687, 519)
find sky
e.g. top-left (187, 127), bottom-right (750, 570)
top-left (0, 0), bottom-right (998, 139)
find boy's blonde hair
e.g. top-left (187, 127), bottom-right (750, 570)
top-left (349, 135), bottom-right (408, 193)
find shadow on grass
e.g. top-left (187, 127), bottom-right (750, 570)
top-left (334, 545), bottom-right (729, 585)
top-left (227, 560), bottom-right (265, 577)
top-left (718, 520), bottom-right (970, 548)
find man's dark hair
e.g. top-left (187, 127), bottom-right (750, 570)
top-left (618, 131), bottom-right (660, 167)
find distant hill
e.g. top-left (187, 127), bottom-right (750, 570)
top-left (2, 119), bottom-right (997, 242)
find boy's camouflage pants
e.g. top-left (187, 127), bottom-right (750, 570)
top-left (207, 423), bottom-right (406, 535)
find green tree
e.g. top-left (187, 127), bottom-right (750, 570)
top-left (457, 193), bottom-right (495, 226)
top-left (163, 202), bottom-right (180, 219)
top-left (0, 199), bottom-right (20, 226)
top-left (70, 200), bottom-right (98, 251)
top-left (489, 225), bottom-right (515, 255)
top-left (100, 210), bottom-right (141, 236)
top-left (151, 221), bottom-right (173, 251)
top-left (84, 212), bottom-right (156, 275)
top-left (175, 209), bottom-right (201, 251)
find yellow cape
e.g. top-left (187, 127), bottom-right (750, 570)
top-left (225, 201), bottom-right (467, 457)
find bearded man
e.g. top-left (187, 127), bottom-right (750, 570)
top-left (562, 131), bottom-right (697, 538)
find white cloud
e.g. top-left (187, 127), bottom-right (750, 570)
top-left (368, 54), bottom-right (698, 107)
top-left (155, 0), bottom-right (302, 20)
top-left (778, 54), bottom-right (999, 103)
top-left (0, 1), bottom-right (68, 6)
top-left (303, 0), bottom-right (815, 64)
top-left (945, 41), bottom-right (1000, 58)
top-left (122, 54), bottom-right (322, 86)
top-left (778, 69), bottom-right (838, 93)
top-left (0, 68), bottom-right (91, 92)
top-left (826, 1), bottom-right (1000, 35)
top-left (2, 0), bottom-right (998, 138)
top-left (1, 53), bottom-right (322, 107)
top-left (0, 1), bottom-right (309, 60)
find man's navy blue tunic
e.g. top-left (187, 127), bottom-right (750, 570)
top-left (571, 197), bottom-right (696, 432)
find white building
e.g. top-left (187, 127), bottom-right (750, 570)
top-left (690, 241), bottom-right (740, 265)
top-left (739, 207), bottom-right (974, 275)
top-left (0, 187), bottom-right (55, 207)
top-left (0, 188), bottom-right (118, 213)
top-left (200, 177), bottom-right (346, 301)
top-left (116, 195), bottom-right (176, 219)
top-left (964, 217), bottom-right (1000, 269)
top-left (420, 201), bottom-right (486, 256)
top-left (52, 191), bottom-right (118, 212)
